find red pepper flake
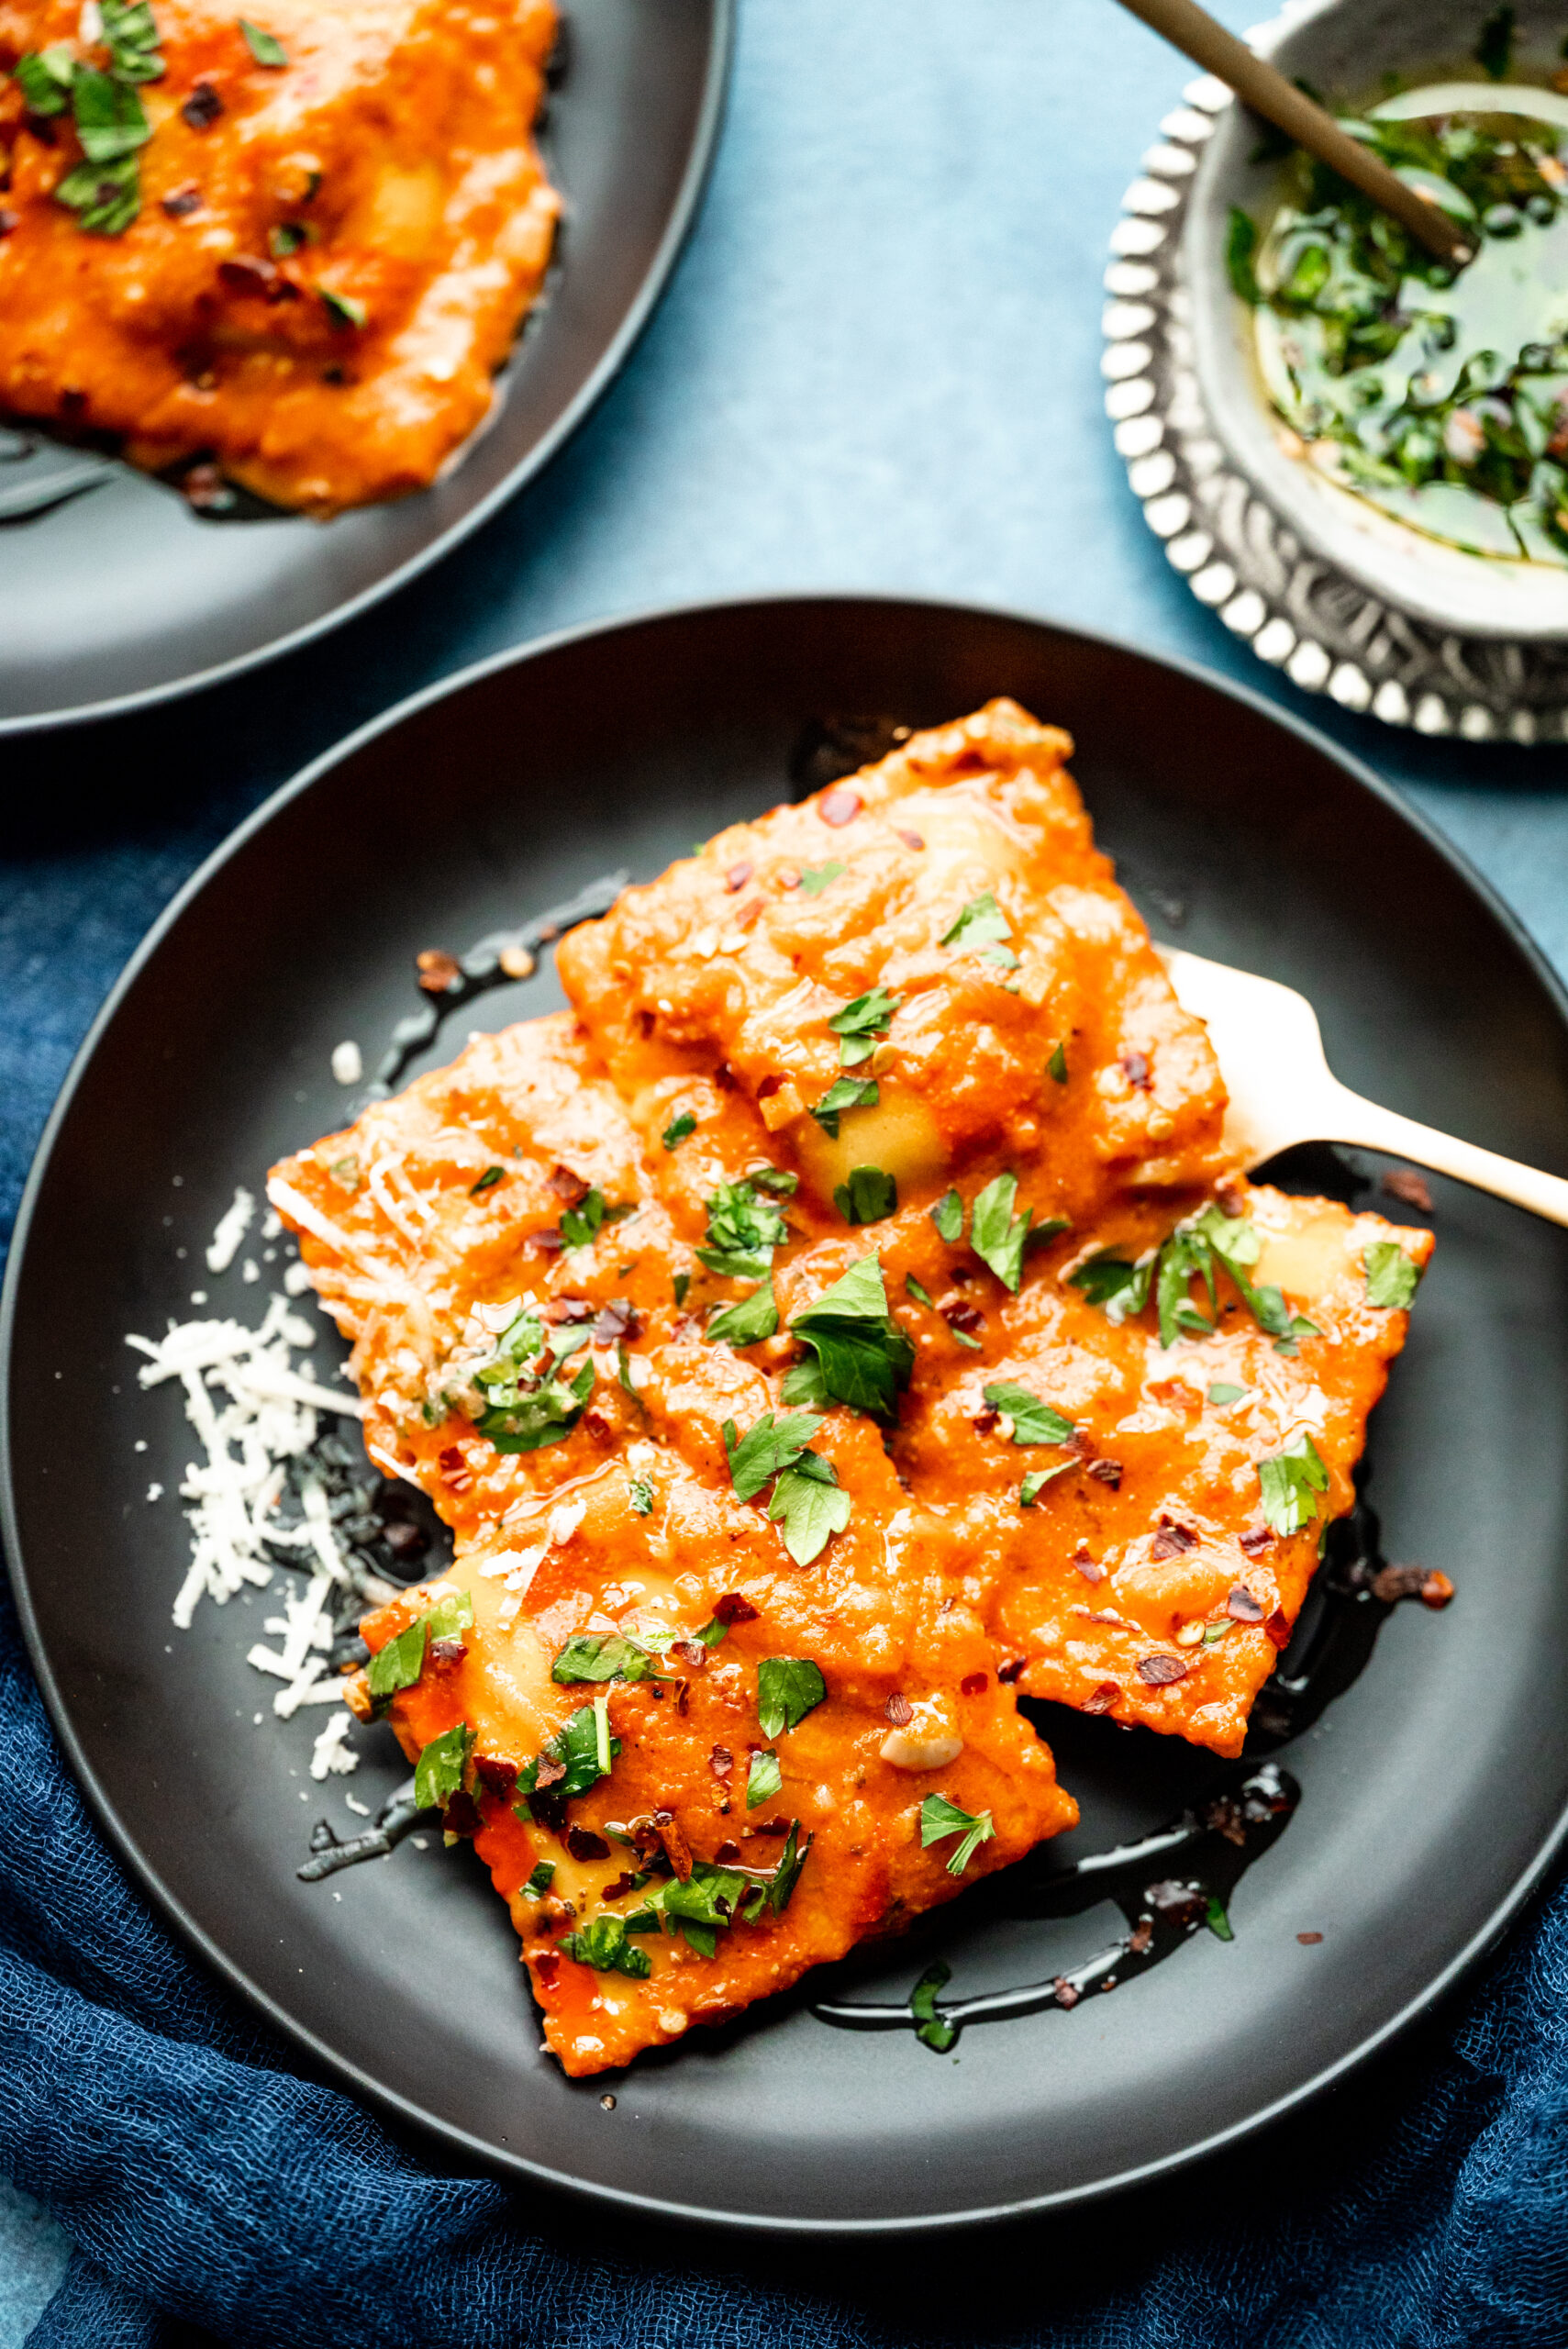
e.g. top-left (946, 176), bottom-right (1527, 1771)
top-left (756, 1074), bottom-right (783, 1100)
top-left (1145, 1879), bottom-right (1207, 1928)
top-left (181, 463), bottom-right (230, 513)
top-left (884, 1691), bottom-right (913, 1726)
top-left (437, 1445), bottom-right (473, 1493)
top-left (997, 1657), bottom-right (1026, 1685)
top-left (593, 1297), bottom-right (641, 1344)
top-left (1083, 1681), bottom-right (1120, 1714)
top-left (416, 948), bottom-right (462, 995)
top-left (941, 1299), bottom-right (985, 1335)
top-left (601, 1873), bottom-right (639, 1901)
top-left (635, 1008), bottom-right (655, 1039)
top-left (751, 1817), bottom-right (791, 1836)
top-left (1087, 1458), bottom-right (1123, 1490)
top-left (734, 896), bottom-right (765, 929)
top-left (715, 1840), bottom-right (741, 1864)
top-left (1382, 1167), bottom-right (1434, 1214)
top-left (972, 1408), bottom-right (1000, 1436)
top-left (1150, 1517), bottom-right (1197, 1561)
top-left (581, 1408), bottom-right (616, 1445)
top-left (533, 1949), bottom-right (560, 1987)
top-left (779, 869), bottom-right (801, 891)
top-left (474, 1756), bottom-right (517, 1799)
top-left (1371, 1562), bottom-right (1455, 1609)
top-left (1263, 1609), bottom-right (1293, 1650)
top-left (161, 184), bottom-right (203, 219)
top-left (1073, 1544), bottom-right (1105, 1586)
top-left (1240, 1525), bottom-right (1273, 1555)
top-left (1136, 1652), bottom-right (1190, 1686)
top-left (218, 252), bottom-right (282, 298)
top-left (548, 1163), bottom-right (590, 1206)
top-left (428, 1637), bottom-right (467, 1668)
top-left (819, 787), bottom-right (862, 827)
top-left (534, 1754), bottom-right (567, 1791)
top-left (441, 1790), bottom-right (481, 1838)
top-left (532, 1230), bottom-right (563, 1255)
top-left (673, 1640), bottom-right (707, 1668)
top-left (565, 1825), bottom-right (610, 1862)
top-left (713, 1592), bottom-right (759, 1625)
top-left (709, 1745), bottom-right (733, 1780)
top-left (1120, 1051), bottom-right (1152, 1089)
top-left (1297, 1931), bottom-right (1324, 1945)
top-left (1226, 1585), bottom-right (1265, 1623)
top-left (895, 829), bottom-right (925, 851)
top-left (181, 80), bottom-right (224, 128)
top-left (725, 861), bottom-right (753, 892)
top-left (655, 1811), bottom-right (694, 1881)
top-left (1051, 1976), bottom-right (1081, 2009)
top-left (712, 1061), bottom-right (738, 1092)
top-left (1129, 1917), bottom-right (1153, 1955)
top-left (960, 1671), bottom-right (987, 1696)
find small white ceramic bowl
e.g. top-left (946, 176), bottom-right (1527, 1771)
top-left (1105, 0), bottom-right (1568, 738)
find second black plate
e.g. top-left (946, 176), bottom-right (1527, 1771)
top-left (0, 0), bottom-right (729, 734)
top-left (6, 596), bottom-right (1568, 2231)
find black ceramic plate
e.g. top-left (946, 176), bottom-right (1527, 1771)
top-left (7, 597), bottom-right (1568, 2233)
top-left (0, 0), bottom-right (729, 737)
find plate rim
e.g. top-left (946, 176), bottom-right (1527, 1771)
top-left (6, 590), bottom-right (1568, 2235)
top-left (0, 0), bottom-right (734, 743)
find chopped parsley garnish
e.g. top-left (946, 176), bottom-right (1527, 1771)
top-left (617, 1341), bottom-right (638, 1397)
top-left (910, 1958), bottom-right (956, 2052)
top-left (747, 1749), bottom-right (783, 1809)
top-left (559, 1186), bottom-right (634, 1250)
top-left (414, 1720), bottom-right (474, 1810)
top-left (673, 1273), bottom-right (690, 1308)
top-left (628, 1822), bottom-right (812, 1955)
top-left (706, 1278), bottom-right (779, 1348)
top-left (919, 1792), bottom-right (995, 1876)
top-left (931, 1187), bottom-right (963, 1243)
top-left (628, 1475), bottom-right (653, 1515)
top-left (473, 1308), bottom-right (594, 1454)
top-left (1207, 1382), bottom-right (1247, 1407)
top-left (723, 1410), bottom-right (851, 1565)
top-left (516, 1703), bottom-right (619, 1808)
top-left (798, 861), bottom-right (846, 896)
top-left (239, 17), bottom-right (288, 67)
top-left (1019, 1464), bottom-right (1073, 1506)
top-left (809, 1074), bottom-right (879, 1137)
top-left (469, 1164), bottom-right (504, 1196)
top-left (940, 891), bottom-right (1010, 952)
top-left (662, 1111), bottom-right (696, 1150)
top-left (834, 1165), bottom-right (897, 1225)
top-left (102, 2), bottom-right (164, 81)
top-left (756, 1655), bottom-right (827, 1739)
top-left (1071, 1202), bottom-right (1310, 1353)
top-left (14, 47), bottom-right (76, 112)
top-left (561, 1915), bottom-right (652, 1978)
top-left (1047, 1041), bottom-right (1069, 1084)
top-left (521, 1861), bottom-right (556, 1898)
top-left (366, 1590), bottom-right (473, 1709)
top-left (784, 1252), bottom-right (914, 1420)
top-left (1257, 1431), bottom-right (1329, 1536)
top-left (983, 1382), bottom-right (1073, 1447)
top-left (54, 154), bottom-right (141, 233)
top-left (269, 220), bottom-right (306, 257)
top-left (828, 985), bottom-right (900, 1067)
top-left (969, 1172), bottom-right (1065, 1294)
top-left (552, 1631), bottom-right (662, 1686)
top-left (319, 284), bottom-right (366, 328)
top-left (905, 1273), bottom-right (936, 1308)
top-left (1364, 1241), bottom-right (1422, 1310)
top-left (697, 1177), bottom-right (788, 1279)
top-left (1204, 1893), bottom-right (1235, 1943)
top-left (746, 1163), bottom-right (798, 1195)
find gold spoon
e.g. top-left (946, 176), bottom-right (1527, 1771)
top-left (1116, 0), bottom-right (1474, 265)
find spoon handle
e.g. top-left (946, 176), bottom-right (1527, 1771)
top-left (1114, 0), bottom-right (1473, 263)
top-left (1325, 1081), bottom-right (1568, 1228)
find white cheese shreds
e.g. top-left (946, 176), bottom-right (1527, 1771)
top-left (310, 1712), bottom-right (360, 1779)
top-left (331, 1041), bottom-right (363, 1086)
top-left (264, 1177), bottom-right (357, 1258)
top-left (344, 1792), bottom-right (371, 1816)
top-left (206, 1186), bottom-right (256, 1275)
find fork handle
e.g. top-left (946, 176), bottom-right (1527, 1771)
top-left (1326, 1081), bottom-right (1568, 1229)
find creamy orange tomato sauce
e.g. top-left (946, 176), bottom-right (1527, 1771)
top-left (270, 702), bottom-right (1430, 2075)
top-left (0, 0), bottom-right (559, 514)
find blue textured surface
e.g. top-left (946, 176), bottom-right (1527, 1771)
top-left (3, 1), bottom-right (1567, 2340)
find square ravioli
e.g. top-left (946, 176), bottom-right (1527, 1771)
top-left (891, 1181), bottom-right (1434, 1756)
top-left (555, 698), bottom-right (1231, 1230)
top-left (0, 0), bottom-right (559, 514)
top-left (350, 1443), bottom-right (1076, 2076)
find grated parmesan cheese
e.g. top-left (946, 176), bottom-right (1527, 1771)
top-left (206, 1186), bottom-right (256, 1275)
top-left (310, 1711), bottom-right (360, 1779)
